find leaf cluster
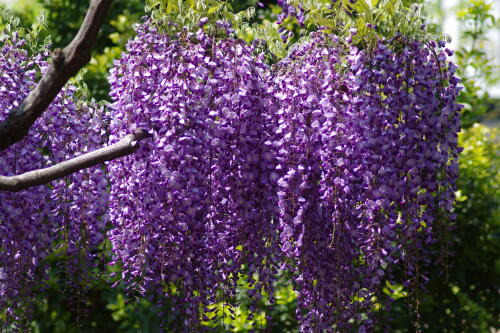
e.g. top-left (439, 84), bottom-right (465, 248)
top-left (454, 0), bottom-right (499, 128)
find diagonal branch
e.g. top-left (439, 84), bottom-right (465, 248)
top-left (0, 129), bottom-right (151, 192)
top-left (0, 0), bottom-right (113, 152)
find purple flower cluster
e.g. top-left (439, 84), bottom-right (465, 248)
top-left (0, 10), bottom-right (461, 331)
top-left (269, 34), bottom-right (346, 330)
top-left (269, 32), bottom-right (461, 330)
top-left (107, 23), bottom-right (280, 328)
top-left (276, 0), bottom-right (305, 42)
top-left (0, 32), bottom-right (107, 326)
top-left (108, 24), bottom-right (461, 331)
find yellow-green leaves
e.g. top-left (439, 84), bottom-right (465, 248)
top-left (145, 0), bottom-right (257, 39)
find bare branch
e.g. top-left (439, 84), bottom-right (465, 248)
top-left (0, 0), bottom-right (113, 152)
top-left (0, 129), bottom-right (151, 192)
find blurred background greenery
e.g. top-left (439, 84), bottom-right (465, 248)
top-left (0, 0), bottom-right (498, 331)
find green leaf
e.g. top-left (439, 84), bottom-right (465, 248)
top-left (207, 4), bottom-right (222, 14)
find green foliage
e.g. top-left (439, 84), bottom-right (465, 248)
top-left (142, 0), bottom-right (444, 61)
top-left (0, 6), bottom-right (49, 54)
top-left (199, 273), bottom-right (298, 332)
top-left (145, 0), bottom-right (256, 36)
top-left (5, 0), bottom-right (45, 29)
top-left (240, 0), bottom-right (447, 60)
top-left (237, 4), bottom-right (287, 60)
top-left (30, 0), bottom-right (145, 100)
top-left (454, 0), bottom-right (499, 128)
top-left (31, 276), bottom-right (163, 332)
top-left (37, 0), bottom-right (143, 50)
top-left (84, 9), bottom-right (143, 101)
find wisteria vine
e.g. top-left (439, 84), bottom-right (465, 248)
top-left (107, 23), bottom-right (281, 329)
top-left (107, 21), bottom-right (461, 331)
top-left (0, 32), bottom-right (108, 328)
top-left (0, 8), bottom-right (462, 332)
top-left (269, 31), bottom-right (461, 331)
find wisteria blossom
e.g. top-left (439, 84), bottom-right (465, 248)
top-left (0, 32), bottom-right (108, 328)
top-left (269, 32), bottom-right (461, 331)
top-left (0, 10), bottom-right (461, 331)
top-left (108, 23), bottom-right (461, 331)
top-left (107, 23), bottom-right (281, 329)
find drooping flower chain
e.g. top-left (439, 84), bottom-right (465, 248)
top-left (269, 32), bottom-right (461, 331)
top-left (107, 23), bottom-right (280, 329)
top-left (0, 32), bottom-right (108, 328)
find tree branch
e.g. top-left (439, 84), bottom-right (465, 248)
top-left (0, 129), bottom-right (151, 192)
top-left (0, 0), bottom-right (113, 152)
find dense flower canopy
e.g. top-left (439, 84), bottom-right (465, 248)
top-left (0, 5), bottom-right (461, 330)
top-left (107, 21), bottom-right (461, 331)
top-left (107, 23), bottom-right (280, 329)
top-left (269, 32), bottom-right (461, 331)
top-left (0, 32), bottom-right (108, 327)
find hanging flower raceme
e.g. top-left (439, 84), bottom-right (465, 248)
top-left (107, 22), bottom-right (280, 329)
top-left (269, 34), bottom-right (346, 331)
top-left (268, 32), bottom-right (461, 331)
top-left (0, 32), bottom-right (108, 328)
